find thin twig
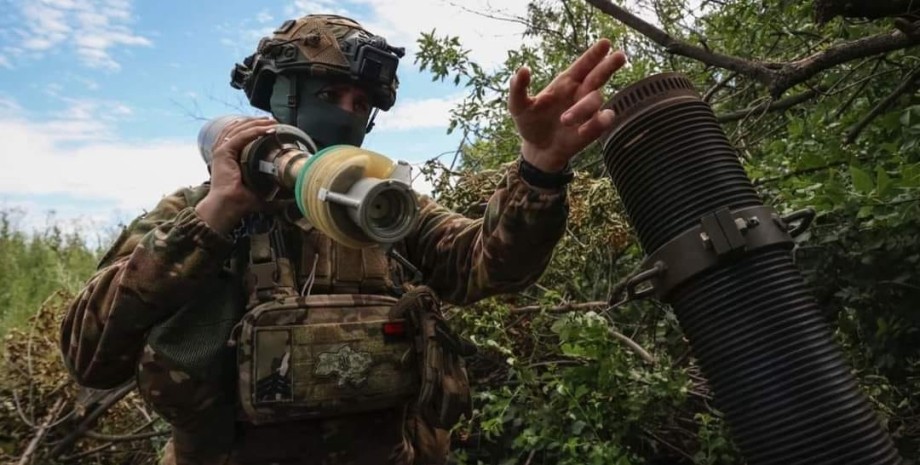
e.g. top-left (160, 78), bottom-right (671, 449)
top-left (509, 301), bottom-right (609, 315)
top-left (85, 429), bottom-right (168, 442)
top-left (833, 57), bottom-right (883, 119)
top-left (49, 382), bottom-right (136, 458)
top-left (717, 88), bottom-right (823, 123)
top-left (17, 397), bottom-right (67, 465)
top-left (641, 427), bottom-right (695, 461)
top-left (523, 449), bottom-right (538, 465)
top-left (56, 441), bottom-right (117, 463)
top-left (608, 328), bottom-right (657, 364)
top-left (845, 66), bottom-right (920, 143)
top-left (12, 389), bottom-right (38, 429)
top-left (703, 71), bottom-right (739, 102)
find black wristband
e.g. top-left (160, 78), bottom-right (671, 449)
top-left (518, 157), bottom-right (574, 189)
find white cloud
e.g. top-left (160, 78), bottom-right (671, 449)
top-left (287, 0), bottom-right (357, 19)
top-left (0, 97), bottom-right (23, 116)
top-left (9, 0), bottom-right (151, 70)
top-left (0, 95), bottom-right (435, 232)
top-left (374, 94), bottom-right (464, 131)
top-left (77, 76), bottom-right (100, 91)
top-left (256, 10), bottom-right (274, 24)
top-left (285, 0), bottom-right (530, 70)
top-left (0, 97), bottom-right (204, 227)
top-left (0, 55), bottom-right (10, 69)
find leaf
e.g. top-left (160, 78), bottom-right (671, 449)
top-left (876, 167), bottom-right (892, 197)
top-left (850, 165), bottom-right (873, 194)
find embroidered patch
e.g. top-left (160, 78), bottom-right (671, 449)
top-left (253, 329), bottom-right (294, 403)
top-left (314, 345), bottom-right (373, 388)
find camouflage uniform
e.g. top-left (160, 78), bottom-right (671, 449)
top-left (60, 161), bottom-right (568, 465)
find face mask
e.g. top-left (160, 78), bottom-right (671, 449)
top-left (269, 75), bottom-right (369, 149)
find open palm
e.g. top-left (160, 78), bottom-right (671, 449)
top-left (510, 39), bottom-right (627, 173)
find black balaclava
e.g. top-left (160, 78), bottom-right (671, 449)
top-left (269, 74), bottom-right (369, 149)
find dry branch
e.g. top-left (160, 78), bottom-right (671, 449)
top-left (17, 397), bottom-right (67, 465)
top-left (48, 382), bottom-right (137, 459)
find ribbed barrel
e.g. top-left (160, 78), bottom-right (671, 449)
top-left (601, 73), bottom-right (902, 465)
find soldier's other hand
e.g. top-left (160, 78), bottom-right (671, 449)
top-left (510, 39), bottom-right (627, 173)
top-left (196, 116), bottom-right (277, 234)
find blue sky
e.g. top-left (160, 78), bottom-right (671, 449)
top-left (0, 0), bottom-right (530, 235)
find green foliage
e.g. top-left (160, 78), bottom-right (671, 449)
top-left (1, 0), bottom-right (919, 463)
top-left (419, 0), bottom-right (920, 462)
top-left (0, 210), bottom-right (103, 336)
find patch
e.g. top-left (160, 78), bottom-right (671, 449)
top-left (314, 345), bottom-right (373, 388)
top-left (253, 328), bottom-right (294, 403)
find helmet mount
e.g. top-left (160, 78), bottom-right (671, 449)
top-left (231, 15), bottom-right (402, 114)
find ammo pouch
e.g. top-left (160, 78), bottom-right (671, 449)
top-left (398, 286), bottom-right (476, 429)
top-left (236, 294), bottom-right (419, 425)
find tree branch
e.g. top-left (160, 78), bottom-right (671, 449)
top-left (845, 66), bottom-right (920, 143)
top-left (505, 300), bottom-right (656, 363)
top-left (834, 57), bottom-right (884, 118)
top-left (583, 0), bottom-right (772, 80)
top-left (703, 71), bottom-right (739, 102)
top-left (773, 29), bottom-right (920, 97)
top-left (49, 382), bottom-right (136, 458)
top-left (509, 300), bottom-right (609, 314)
top-left (17, 397), bottom-right (67, 465)
top-left (716, 88), bottom-right (824, 123)
top-left (85, 425), bottom-right (169, 442)
top-left (609, 328), bottom-right (657, 364)
top-left (584, 0), bottom-right (920, 97)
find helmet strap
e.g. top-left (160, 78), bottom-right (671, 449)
top-left (365, 108), bottom-right (379, 134)
top-left (287, 75), bottom-right (299, 127)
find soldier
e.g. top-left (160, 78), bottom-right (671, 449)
top-left (60, 13), bottom-right (627, 465)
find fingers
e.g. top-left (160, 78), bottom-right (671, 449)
top-left (561, 39), bottom-right (611, 83)
top-left (213, 117), bottom-right (274, 152)
top-left (212, 117), bottom-right (247, 151)
top-left (561, 90), bottom-right (604, 127)
top-left (213, 118), bottom-right (276, 159)
top-left (578, 50), bottom-right (627, 99)
top-left (508, 66), bottom-right (535, 115)
top-left (577, 108), bottom-right (616, 141)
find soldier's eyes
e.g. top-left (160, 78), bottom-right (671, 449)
top-left (316, 90), bottom-right (337, 102)
top-left (314, 88), bottom-right (371, 115)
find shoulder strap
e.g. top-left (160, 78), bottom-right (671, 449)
top-left (246, 217), bottom-right (298, 308)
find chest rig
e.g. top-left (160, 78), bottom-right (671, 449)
top-left (233, 213), bottom-right (419, 425)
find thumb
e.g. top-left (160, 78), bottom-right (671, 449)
top-left (508, 66), bottom-right (534, 116)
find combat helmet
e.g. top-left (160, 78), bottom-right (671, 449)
top-left (231, 14), bottom-right (404, 112)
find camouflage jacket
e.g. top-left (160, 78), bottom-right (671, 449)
top-left (60, 159), bottom-right (568, 463)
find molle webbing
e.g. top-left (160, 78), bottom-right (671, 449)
top-left (298, 228), bottom-right (390, 295)
top-left (247, 229), bottom-right (297, 307)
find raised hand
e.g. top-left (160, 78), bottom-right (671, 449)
top-left (509, 39), bottom-right (627, 173)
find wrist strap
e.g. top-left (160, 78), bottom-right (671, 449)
top-left (518, 157), bottom-right (574, 189)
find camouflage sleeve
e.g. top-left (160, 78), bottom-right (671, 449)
top-left (405, 159), bottom-right (569, 306)
top-left (60, 186), bottom-right (234, 389)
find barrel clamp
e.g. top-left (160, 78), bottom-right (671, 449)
top-left (610, 206), bottom-right (815, 307)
